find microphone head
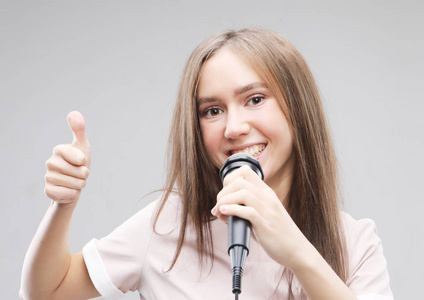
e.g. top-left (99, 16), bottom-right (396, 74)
top-left (219, 153), bottom-right (264, 181)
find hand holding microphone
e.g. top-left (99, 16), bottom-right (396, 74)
top-left (218, 153), bottom-right (263, 297)
top-left (215, 152), bottom-right (316, 293)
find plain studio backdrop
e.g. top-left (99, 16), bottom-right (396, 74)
top-left (1, 0), bottom-right (423, 299)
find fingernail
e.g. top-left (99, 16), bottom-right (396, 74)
top-left (211, 206), bottom-right (217, 215)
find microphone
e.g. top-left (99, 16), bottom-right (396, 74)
top-left (219, 153), bottom-right (264, 297)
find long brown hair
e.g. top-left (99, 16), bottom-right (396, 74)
top-left (154, 28), bottom-right (347, 295)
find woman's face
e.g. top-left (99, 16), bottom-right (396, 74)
top-left (197, 47), bottom-right (294, 195)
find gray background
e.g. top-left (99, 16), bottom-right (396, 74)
top-left (1, 0), bottom-right (423, 299)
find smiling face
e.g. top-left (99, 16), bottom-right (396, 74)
top-left (197, 47), bottom-right (294, 197)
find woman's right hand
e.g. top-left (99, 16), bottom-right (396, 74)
top-left (44, 111), bottom-right (91, 204)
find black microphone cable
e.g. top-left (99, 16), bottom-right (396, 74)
top-left (219, 153), bottom-right (264, 299)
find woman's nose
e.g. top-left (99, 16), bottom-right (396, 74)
top-left (224, 109), bottom-right (250, 139)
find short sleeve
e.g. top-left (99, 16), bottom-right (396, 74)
top-left (343, 213), bottom-right (394, 299)
top-left (82, 200), bottom-right (158, 298)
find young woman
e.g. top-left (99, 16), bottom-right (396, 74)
top-left (20, 28), bottom-right (393, 300)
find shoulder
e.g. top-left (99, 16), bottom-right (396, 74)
top-left (340, 211), bottom-right (382, 265)
top-left (340, 212), bottom-right (393, 298)
top-left (340, 212), bottom-right (378, 241)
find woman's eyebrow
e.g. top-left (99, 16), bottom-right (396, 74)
top-left (196, 82), bottom-right (268, 105)
top-left (196, 96), bottom-right (217, 105)
top-left (234, 82), bottom-right (268, 96)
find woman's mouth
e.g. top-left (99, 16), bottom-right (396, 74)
top-left (230, 144), bottom-right (266, 158)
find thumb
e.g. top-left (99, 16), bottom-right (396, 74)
top-left (67, 111), bottom-right (90, 155)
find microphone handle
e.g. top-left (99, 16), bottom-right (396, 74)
top-left (228, 215), bottom-right (251, 253)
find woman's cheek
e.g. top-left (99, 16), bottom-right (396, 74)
top-left (200, 123), bottom-right (223, 168)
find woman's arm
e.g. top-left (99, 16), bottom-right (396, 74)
top-left (20, 112), bottom-right (100, 300)
top-left (289, 243), bottom-right (356, 300)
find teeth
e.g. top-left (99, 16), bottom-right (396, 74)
top-left (232, 145), bottom-right (265, 157)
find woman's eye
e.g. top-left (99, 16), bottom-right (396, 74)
top-left (204, 107), bottom-right (222, 117)
top-left (247, 96), bottom-right (264, 106)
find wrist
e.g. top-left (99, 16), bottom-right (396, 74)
top-left (51, 199), bottom-right (78, 209)
top-left (287, 243), bottom-right (320, 274)
top-left (289, 247), bottom-right (321, 276)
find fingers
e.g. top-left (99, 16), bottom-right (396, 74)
top-left (52, 144), bottom-right (88, 167)
top-left (222, 165), bottom-right (262, 187)
top-left (44, 112), bottom-right (91, 204)
top-left (213, 166), bottom-right (272, 222)
top-left (45, 146), bottom-right (89, 203)
top-left (67, 111), bottom-right (90, 165)
top-left (45, 170), bottom-right (87, 189)
top-left (216, 183), bottom-right (257, 211)
top-left (46, 159), bottom-right (89, 180)
top-left (44, 185), bottom-right (82, 204)
top-left (216, 203), bottom-right (261, 224)
top-left (218, 165), bottom-right (268, 204)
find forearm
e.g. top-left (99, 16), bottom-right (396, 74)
top-left (20, 200), bottom-right (77, 299)
top-left (291, 246), bottom-right (356, 300)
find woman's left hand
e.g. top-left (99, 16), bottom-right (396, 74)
top-left (212, 165), bottom-right (312, 270)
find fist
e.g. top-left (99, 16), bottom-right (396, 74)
top-left (44, 111), bottom-right (91, 204)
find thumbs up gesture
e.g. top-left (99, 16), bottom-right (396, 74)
top-left (45, 111), bottom-right (91, 204)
